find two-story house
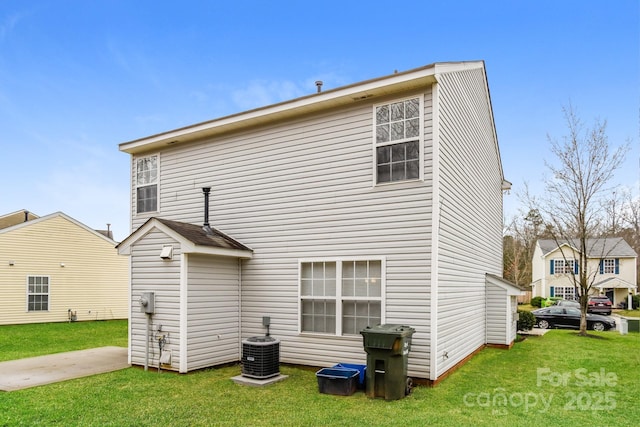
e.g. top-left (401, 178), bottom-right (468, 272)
top-left (117, 61), bottom-right (523, 384)
top-left (531, 238), bottom-right (637, 308)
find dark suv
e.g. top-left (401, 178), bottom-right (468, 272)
top-left (588, 296), bottom-right (612, 315)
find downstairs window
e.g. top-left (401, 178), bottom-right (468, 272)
top-left (300, 259), bottom-right (384, 336)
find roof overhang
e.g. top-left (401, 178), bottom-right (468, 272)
top-left (119, 61), bottom-right (486, 155)
top-left (486, 273), bottom-right (526, 296)
top-left (594, 278), bottom-right (637, 290)
top-left (117, 218), bottom-right (253, 259)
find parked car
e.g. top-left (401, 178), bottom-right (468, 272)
top-left (588, 296), bottom-right (612, 315)
top-left (553, 299), bottom-right (580, 309)
top-left (532, 307), bottom-right (616, 331)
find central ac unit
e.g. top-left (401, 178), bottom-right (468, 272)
top-left (241, 336), bottom-right (280, 379)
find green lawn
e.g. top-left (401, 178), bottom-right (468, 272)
top-left (616, 309), bottom-right (640, 318)
top-left (0, 320), bottom-right (638, 426)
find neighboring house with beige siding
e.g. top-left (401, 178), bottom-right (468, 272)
top-left (117, 61), bottom-right (522, 384)
top-left (531, 238), bottom-right (637, 307)
top-left (0, 211), bottom-right (128, 325)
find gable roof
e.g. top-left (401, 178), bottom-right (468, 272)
top-left (117, 217), bottom-right (253, 259)
top-left (119, 61), bottom-right (488, 155)
top-left (0, 211), bottom-right (118, 245)
top-left (0, 210), bottom-right (39, 230)
top-left (537, 238), bottom-right (637, 258)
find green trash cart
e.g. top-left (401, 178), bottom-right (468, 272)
top-left (360, 324), bottom-right (415, 401)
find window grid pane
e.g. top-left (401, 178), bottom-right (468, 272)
top-left (302, 260), bottom-right (383, 335)
top-left (27, 276), bottom-right (49, 312)
top-left (554, 259), bottom-right (575, 274)
top-left (377, 141), bottom-right (420, 183)
top-left (603, 259), bottom-right (615, 274)
top-left (342, 301), bottom-right (381, 335)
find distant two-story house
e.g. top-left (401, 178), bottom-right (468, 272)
top-left (117, 61), bottom-right (523, 384)
top-left (0, 210), bottom-right (129, 325)
top-left (531, 238), bottom-right (637, 307)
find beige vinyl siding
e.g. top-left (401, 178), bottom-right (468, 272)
top-left (435, 68), bottom-right (503, 376)
top-left (130, 229), bottom-right (181, 369)
top-left (130, 90), bottom-right (434, 377)
top-left (485, 284), bottom-right (507, 345)
top-left (186, 254), bottom-right (240, 370)
top-left (0, 214), bottom-right (128, 325)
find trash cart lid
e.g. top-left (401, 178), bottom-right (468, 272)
top-left (360, 324), bottom-right (415, 335)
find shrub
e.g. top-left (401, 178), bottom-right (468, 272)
top-left (517, 310), bottom-right (536, 331)
top-left (530, 296), bottom-right (543, 308)
top-left (632, 294), bottom-right (640, 310)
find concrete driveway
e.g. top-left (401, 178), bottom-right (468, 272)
top-left (0, 346), bottom-right (129, 391)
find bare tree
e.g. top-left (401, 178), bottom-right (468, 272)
top-left (620, 191), bottom-right (640, 288)
top-left (503, 208), bottom-right (547, 288)
top-left (533, 105), bottom-right (629, 335)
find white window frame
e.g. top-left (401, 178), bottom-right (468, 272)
top-left (26, 275), bottom-right (50, 312)
top-left (553, 286), bottom-right (576, 301)
top-left (298, 257), bottom-right (386, 336)
top-left (553, 259), bottom-right (575, 275)
top-left (372, 96), bottom-right (424, 185)
top-left (135, 153), bottom-right (159, 215)
top-left (602, 258), bottom-right (615, 274)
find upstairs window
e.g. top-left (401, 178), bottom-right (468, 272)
top-left (600, 258), bottom-right (619, 274)
top-left (551, 259), bottom-right (577, 275)
top-left (374, 97), bottom-right (422, 184)
top-left (27, 276), bottom-right (49, 311)
top-left (136, 155), bottom-right (158, 214)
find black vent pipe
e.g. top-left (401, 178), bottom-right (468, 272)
top-left (202, 187), bottom-right (212, 234)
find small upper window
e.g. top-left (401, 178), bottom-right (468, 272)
top-left (374, 97), bottom-right (422, 184)
top-left (136, 155), bottom-right (158, 214)
top-left (602, 258), bottom-right (616, 274)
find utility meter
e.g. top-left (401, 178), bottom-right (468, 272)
top-left (139, 292), bottom-right (155, 314)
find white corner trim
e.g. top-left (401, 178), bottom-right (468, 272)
top-left (429, 79), bottom-right (441, 381)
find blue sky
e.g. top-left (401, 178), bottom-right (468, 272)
top-left (1, 1), bottom-right (638, 241)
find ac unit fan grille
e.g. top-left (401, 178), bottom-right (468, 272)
top-left (242, 336), bottom-right (280, 379)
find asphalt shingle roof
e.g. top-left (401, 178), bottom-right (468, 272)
top-left (154, 218), bottom-right (252, 252)
top-left (537, 237), bottom-right (636, 258)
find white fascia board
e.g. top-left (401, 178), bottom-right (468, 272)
top-left (119, 63), bottom-right (452, 154)
top-left (179, 242), bottom-right (253, 259)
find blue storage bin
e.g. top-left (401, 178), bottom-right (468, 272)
top-left (316, 368), bottom-right (358, 396)
top-left (333, 363), bottom-right (366, 389)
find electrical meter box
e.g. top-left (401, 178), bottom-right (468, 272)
top-left (140, 292), bottom-right (155, 314)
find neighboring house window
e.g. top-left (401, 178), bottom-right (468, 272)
top-left (136, 155), bottom-right (158, 213)
top-left (552, 259), bottom-right (577, 275)
top-left (27, 276), bottom-right (49, 311)
top-left (551, 286), bottom-right (575, 300)
top-left (300, 259), bottom-right (383, 335)
top-left (374, 97), bottom-right (421, 184)
top-left (600, 258), bottom-right (619, 274)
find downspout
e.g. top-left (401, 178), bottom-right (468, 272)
top-left (429, 78), bottom-right (441, 382)
top-left (238, 258), bottom-right (243, 359)
top-left (179, 252), bottom-right (188, 373)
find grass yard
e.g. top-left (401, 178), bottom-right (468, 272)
top-left (0, 321), bottom-right (638, 426)
top-left (617, 309), bottom-right (640, 318)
